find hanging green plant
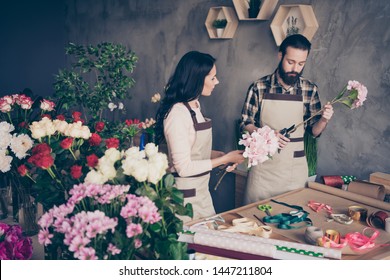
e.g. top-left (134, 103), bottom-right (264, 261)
top-left (304, 131), bottom-right (317, 176)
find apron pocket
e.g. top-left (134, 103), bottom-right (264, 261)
top-left (294, 150), bottom-right (305, 158)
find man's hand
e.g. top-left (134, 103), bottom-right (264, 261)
top-left (321, 102), bottom-right (334, 122)
top-left (276, 130), bottom-right (290, 150)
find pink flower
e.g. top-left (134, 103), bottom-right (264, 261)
top-left (40, 99), bottom-right (56, 111)
top-left (107, 243), bottom-right (121, 255)
top-left (134, 239), bottom-right (142, 249)
top-left (239, 126), bottom-right (278, 168)
top-left (0, 98), bottom-right (12, 113)
top-left (126, 223), bottom-right (142, 238)
top-left (38, 229), bottom-right (54, 246)
top-left (347, 80), bottom-right (368, 108)
top-left (15, 94), bottom-right (33, 110)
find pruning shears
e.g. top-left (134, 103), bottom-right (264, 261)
top-left (278, 124), bottom-right (296, 153)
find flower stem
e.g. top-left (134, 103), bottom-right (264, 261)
top-left (214, 169), bottom-right (228, 191)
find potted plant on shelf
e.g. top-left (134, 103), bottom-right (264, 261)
top-left (212, 19), bottom-right (227, 38)
top-left (247, 0), bottom-right (261, 18)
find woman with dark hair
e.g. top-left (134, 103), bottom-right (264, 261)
top-left (155, 51), bottom-right (244, 221)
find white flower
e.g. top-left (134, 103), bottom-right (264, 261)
top-left (65, 121), bottom-right (91, 139)
top-left (53, 119), bottom-right (69, 134)
top-left (0, 121), bottom-right (15, 133)
top-left (124, 147), bottom-right (145, 160)
top-left (0, 149), bottom-right (12, 173)
top-left (151, 93), bottom-right (161, 103)
top-left (10, 133), bottom-right (34, 159)
top-left (108, 103), bottom-right (117, 111)
top-left (118, 102), bottom-right (124, 110)
top-left (104, 148), bottom-right (121, 164)
top-left (147, 153), bottom-right (168, 184)
top-left (144, 143), bottom-right (158, 158)
top-left (84, 170), bottom-right (108, 184)
top-left (121, 157), bottom-right (137, 176)
top-left (132, 159), bottom-right (149, 182)
top-left (0, 131), bottom-right (12, 150)
top-left (98, 162), bottom-right (117, 180)
top-left (29, 117), bottom-right (56, 139)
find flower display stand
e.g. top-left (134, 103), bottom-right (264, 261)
top-left (232, 0), bottom-right (279, 21)
top-left (270, 4), bottom-right (319, 46)
top-left (205, 6), bottom-right (238, 39)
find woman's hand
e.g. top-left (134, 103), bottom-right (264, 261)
top-left (211, 150), bottom-right (225, 159)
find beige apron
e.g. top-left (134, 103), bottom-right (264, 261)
top-left (174, 102), bottom-right (215, 222)
top-left (244, 93), bottom-right (308, 204)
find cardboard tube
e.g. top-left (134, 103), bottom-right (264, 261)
top-left (347, 180), bottom-right (385, 200)
top-left (308, 182), bottom-right (390, 211)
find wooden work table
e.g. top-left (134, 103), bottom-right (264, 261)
top-left (186, 182), bottom-right (390, 260)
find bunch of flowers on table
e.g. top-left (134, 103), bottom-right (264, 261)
top-left (0, 222), bottom-right (33, 260)
top-left (37, 183), bottom-right (161, 260)
top-left (78, 143), bottom-right (193, 259)
top-left (0, 91), bottom-right (56, 217)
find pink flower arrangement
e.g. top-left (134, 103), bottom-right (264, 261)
top-left (238, 125), bottom-right (279, 168)
top-left (37, 183), bottom-right (161, 260)
top-left (0, 223), bottom-right (33, 260)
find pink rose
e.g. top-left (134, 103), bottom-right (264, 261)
top-left (0, 98), bottom-right (12, 113)
top-left (15, 94), bottom-right (33, 110)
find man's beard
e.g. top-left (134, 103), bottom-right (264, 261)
top-left (277, 61), bottom-right (303, 86)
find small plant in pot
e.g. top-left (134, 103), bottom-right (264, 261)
top-left (248, 0), bottom-right (261, 18)
top-left (212, 19), bottom-right (227, 38)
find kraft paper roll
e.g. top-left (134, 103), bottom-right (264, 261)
top-left (347, 181), bottom-right (385, 201)
top-left (191, 227), bottom-right (342, 259)
top-left (308, 182), bottom-right (390, 211)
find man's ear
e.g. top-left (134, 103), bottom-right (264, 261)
top-left (278, 52), bottom-right (282, 61)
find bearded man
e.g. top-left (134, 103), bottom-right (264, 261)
top-left (240, 34), bottom-right (334, 204)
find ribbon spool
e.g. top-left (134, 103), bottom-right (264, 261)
top-left (367, 211), bottom-right (389, 229)
top-left (325, 229), bottom-right (340, 244)
top-left (348, 205), bottom-right (368, 222)
top-left (322, 175), bottom-right (356, 188)
top-left (304, 226), bottom-right (324, 245)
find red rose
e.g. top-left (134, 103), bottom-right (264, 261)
top-left (72, 111), bottom-right (82, 121)
top-left (125, 119), bottom-right (133, 126)
top-left (70, 165), bottom-right (83, 179)
top-left (60, 138), bottom-right (74, 149)
top-left (28, 154), bottom-right (54, 170)
top-left (31, 143), bottom-right (51, 155)
top-left (89, 133), bottom-right (102, 146)
top-left (95, 121), bottom-right (105, 132)
top-left (17, 165), bottom-right (28, 176)
top-left (105, 137), bottom-right (120, 149)
top-left (86, 154), bottom-right (99, 168)
top-left (56, 114), bottom-right (65, 121)
top-left (18, 121), bottom-right (28, 129)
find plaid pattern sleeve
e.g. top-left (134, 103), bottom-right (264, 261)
top-left (302, 81), bottom-right (322, 134)
top-left (240, 82), bottom-right (261, 132)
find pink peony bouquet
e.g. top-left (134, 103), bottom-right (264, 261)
top-left (238, 125), bottom-right (279, 168)
top-left (0, 222), bottom-right (33, 260)
top-left (38, 183), bottom-right (161, 260)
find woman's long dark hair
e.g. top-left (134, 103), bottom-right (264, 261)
top-left (155, 51), bottom-right (216, 144)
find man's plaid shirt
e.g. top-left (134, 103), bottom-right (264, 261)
top-left (240, 70), bottom-right (322, 135)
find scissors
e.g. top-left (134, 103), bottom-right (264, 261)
top-left (257, 204), bottom-right (272, 216)
top-left (278, 124), bottom-right (296, 153)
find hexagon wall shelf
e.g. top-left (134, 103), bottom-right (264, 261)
top-left (205, 6), bottom-right (238, 39)
top-left (270, 4), bottom-right (319, 46)
top-left (233, 0), bottom-right (278, 21)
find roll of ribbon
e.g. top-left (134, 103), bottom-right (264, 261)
top-left (347, 180), bottom-right (386, 201)
top-left (304, 226), bottom-right (324, 245)
top-left (322, 176), bottom-right (344, 188)
top-left (325, 229), bottom-right (340, 244)
top-left (369, 211), bottom-right (389, 229)
top-left (348, 205), bottom-right (368, 222)
top-left (322, 175), bottom-right (357, 188)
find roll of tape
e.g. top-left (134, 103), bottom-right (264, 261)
top-left (304, 226), bottom-right (324, 245)
top-left (348, 205), bottom-right (368, 222)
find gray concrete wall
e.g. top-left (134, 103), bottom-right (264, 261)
top-left (1, 0), bottom-right (389, 211)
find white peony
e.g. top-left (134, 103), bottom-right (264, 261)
top-left (104, 148), bottom-right (122, 164)
top-left (124, 147), bottom-right (145, 160)
top-left (10, 133), bottom-right (34, 159)
top-left (121, 157), bottom-right (138, 176)
top-left (144, 143), bottom-right (159, 158)
top-left (53, 119), bottom-right (69, 134)
top-left (84, 169), bottom-right (108, 184)
top-left (147, 153), bottom-right (168, 184)
top-left (0, 131), bottom-right (12, 150)
top-left (0, 149), bottom-right (12, 173)
top-left (0, 121), bottom-right (15, 133)
top-left (131, 159), bottom-right (149, 182)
